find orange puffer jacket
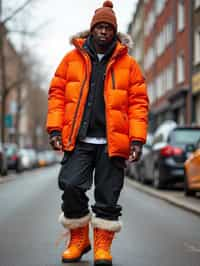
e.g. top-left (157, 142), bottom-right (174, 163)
top-left (46, 32), bottom-right (149, 159)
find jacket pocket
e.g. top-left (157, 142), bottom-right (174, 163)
top-left (60, 151), bottom-right (72, 165)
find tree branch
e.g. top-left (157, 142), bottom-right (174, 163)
top-left (18, 95), bottom-right (28, 111)
top-left (3, 0), bottom-right (34, 24)
top-left (6, 19), bottom-right (51, 37)
top-left (5, 78), bottom-right (25, 96)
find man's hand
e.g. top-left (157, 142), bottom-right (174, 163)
top-left (49, 135), bottom-right (63, 151)
top-left (129, 143), bottom-right (143, 162)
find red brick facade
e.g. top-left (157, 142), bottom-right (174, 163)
top-left (144, 0), bottom-right (191, 126)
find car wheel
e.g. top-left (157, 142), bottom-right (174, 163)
top-left (125, 167), bottom-right (130, 177)
top-left (139, 169), bottom-right (147, 184)
top-left (153, 166), bottom-right (164, 189)
top-left (16, 160), bottom-right (23, 173)
top-left (184, 176), bottom-right (196, 197)
top-left (0, 161), bottom-right (8, 176)
top-left (0, 166), bottom-right (7, 176)
top-left (137, 164), bottom-right (145, 184)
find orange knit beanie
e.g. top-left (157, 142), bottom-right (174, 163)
top-left (90, 1), bottom-right (117, 32)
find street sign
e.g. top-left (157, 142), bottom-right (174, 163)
top-left (4, 114), bottom-right (13, 128)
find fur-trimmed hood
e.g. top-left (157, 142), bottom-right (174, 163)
top-left (70, 30), bottom-right (133, 50)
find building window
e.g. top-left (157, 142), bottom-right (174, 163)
top-left (133, 16), bottom-right (141, 36)
top-left (144, 10), bottom-right (155, 36)
top-left (167, 64), bottom-right (174, 90)
top-left (144, 47), bottom-right (155, 71)
top-left (155, 31), bottom-right (164, 57)
top-left (177, 54), bottom-right (185, 84)
top-left (194, 28), bottom-right (200, 64)
top-left (156, 74), bottom-right (163, 97)
top-left (135, 45), bottom-right (142, 62)
top-left (166, 20), bottom-right (173, 46)
top-left (195, 0), bottom-right (200, 9)
top-left (161, 71), bottom-right (166, 95)
top-left (155, 0), bottom-right (166, 16)
top-left (177, 1), bottom-right (185, 32)
top-left (155, 19), bottom-right (173, 58)
top-left (148, 82), bottom-right (154, 103)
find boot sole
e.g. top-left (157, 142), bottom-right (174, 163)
top-left (94, 259), bottom-right (112, 266)
top-left (62, 245), bottom-right (91, 263)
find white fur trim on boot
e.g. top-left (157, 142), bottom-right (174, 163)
top-left (58, 212), bottom-right (91, 229)
top-left (91, 217), bottom-right (122, 232)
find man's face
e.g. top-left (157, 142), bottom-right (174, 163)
top-left (92, 22), bottom-right (115, 47)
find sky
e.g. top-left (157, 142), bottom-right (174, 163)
top-left (9, 0), bottom-right (138, 84)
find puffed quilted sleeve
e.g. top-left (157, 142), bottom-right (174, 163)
top-left (46, 55), bottom-right (68, 134)
top-left (128, 58), bottom-right (149, 143)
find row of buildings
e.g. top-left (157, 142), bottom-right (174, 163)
top-left (0, 24), bottom-right (48, 149)
top-left (128, 0), bottom-right (200, 131)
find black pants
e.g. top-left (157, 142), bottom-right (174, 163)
top-left (58, 141), bottom-right (125, 221)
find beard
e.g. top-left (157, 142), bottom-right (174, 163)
top-left (93, 35), bottom-right (114, 48)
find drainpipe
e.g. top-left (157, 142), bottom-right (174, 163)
top-left (172, 0), bottom-right (177, 122)
top-left (0, 0), bottom-right (6, 144)
top-left (188, 0), bottom-right (194, 125)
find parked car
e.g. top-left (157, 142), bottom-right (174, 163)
top-left (43, 150), bottom-right (58, 165)
top-left (37, 150), bottom-right (61, 167)
top-left (184, 139), bottom-right (200, 197)
top-left (19, 149), bottom-right (34, 170)
top-left (4, 143), bottom-right (23, 173)
top-left (19, 148), bottom-right (38, 169)
top-left (27, 149), bottom-right (38, 168)
top-left (138, 120), bottom-right (200, 189)
top-left (0, 142), bottom-right (8, 176)
top-left (37, 151), bottom-right (47, 167)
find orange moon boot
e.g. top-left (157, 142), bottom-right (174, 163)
top-left (94, 228), bottom-right (115, 266)
top-left (62, 224), bottom-right (91, 263)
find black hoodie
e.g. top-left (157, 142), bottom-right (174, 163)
top-left (77, 35), bottom-right (117, 140)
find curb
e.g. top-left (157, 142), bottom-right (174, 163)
top-left (0, 174), bottom-right (16, 184)
top-left (126, 177), bottom-right (200, 217)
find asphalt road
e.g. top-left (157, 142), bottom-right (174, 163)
top-left (0, 165), bottom-right (200, 266)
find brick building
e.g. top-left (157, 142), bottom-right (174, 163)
top-left (192, 0), bottom-right (200, 125)
top-left (0, 32), bottom-right (20, 143)
top-left (128, 0), bottom-right (145, 71)
top-left (143, 0), bottom-right (193, 129)
top-left (128, 0), bottom-right (200, 131)
top-left (0, 28), bottom-right (34, 147)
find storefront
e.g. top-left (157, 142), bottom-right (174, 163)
top-left (168, 88), bottom-right (188, 125)
top-left (192, 72), bottom-right (200, 125)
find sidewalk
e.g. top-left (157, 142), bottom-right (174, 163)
top-left (0, 174), bottom-right (17, 184)
top-left (126, 177), bottom-right (200, 217)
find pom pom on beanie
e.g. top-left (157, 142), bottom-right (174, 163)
top-left (103, 1), bottom-right (113, 8)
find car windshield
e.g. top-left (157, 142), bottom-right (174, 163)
top-left (5, 145), bottom-right (17, 156)
top-left (19, 149), bottom-right (29, 156)
top-left (172, 129), bottom-right (200, 145)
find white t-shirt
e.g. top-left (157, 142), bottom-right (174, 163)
top-left (97, 53), bottom-right (104, 61)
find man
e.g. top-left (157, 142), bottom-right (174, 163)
top-left (46, 1), bottom-right (149, 265)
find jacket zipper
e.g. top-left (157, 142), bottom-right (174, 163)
top-left (66, 53), bottom-right (89, 148)
top-left (103, 60), bottom-right (115, 156)
top-left (111, 68), bottom-right (116, 90)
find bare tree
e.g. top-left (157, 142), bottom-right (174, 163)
top-left (0, 0), bottom-right (50, 149)
top-left (28, 86), bottom-right (48, 150)
top-left (0, 0), bottom-right (37, 145)
top-left (17, 48), bottom-right (48, 149)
